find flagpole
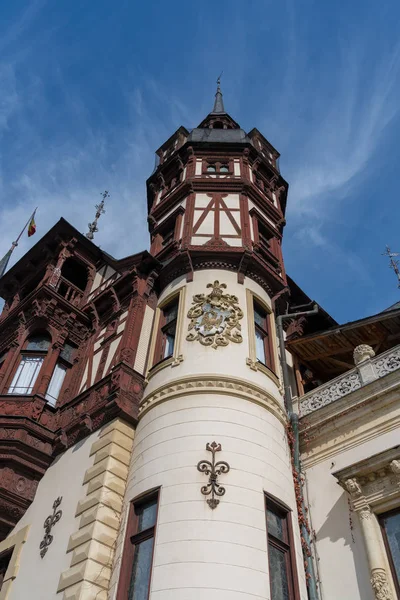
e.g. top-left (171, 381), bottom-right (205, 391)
top-left (0, 208), bottom-right (38, 279)
top-left (14, 207), bottom-right (37, 247)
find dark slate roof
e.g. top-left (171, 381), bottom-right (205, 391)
top-left (382, 300), bottom-right (400, 312)
top-left (188, 128), bottom-right (251, 144)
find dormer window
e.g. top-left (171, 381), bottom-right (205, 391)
top-left (213, 121), bottom-right (224, 129)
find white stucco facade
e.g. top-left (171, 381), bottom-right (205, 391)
top-left (3, 430), bottom-right (100, 600)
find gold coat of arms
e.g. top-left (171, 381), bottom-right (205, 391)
top-left (186, 281), bottom-right (244, 349)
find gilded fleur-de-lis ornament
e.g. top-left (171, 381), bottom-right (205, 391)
top-left (186, 281), bottom-right (243, 349)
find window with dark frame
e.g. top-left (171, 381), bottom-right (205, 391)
top-left (45, 342), bottom-right (76, 406)
top-left (8, 333), bottom-right (51, 395)
top-left (154, 297), bottom-right (179, 364)
top-left (379, 508), bottom-right (400, 595)
top-left (117, 493), bottom-right (159, 600)
top-left (265, 494), bottom-right (299, 600)
top-left (254, 300), bottom-right (274, 371)
top-left (258, 221), bottom-right (271, 251)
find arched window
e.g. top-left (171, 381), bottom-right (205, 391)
top-left (220, 164), bottom-right (229, 173)
top-left (8, 333), bottom-right (51, 395)
top-left (206, 165), bottom-right (216, 173)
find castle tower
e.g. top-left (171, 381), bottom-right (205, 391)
top-left (111, 84), bottom-right (306, 600)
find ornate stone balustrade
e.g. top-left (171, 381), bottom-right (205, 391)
top-left (299, 345), bottom-right (400, 416)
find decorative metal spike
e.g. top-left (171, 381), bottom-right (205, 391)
top-left (86, 190), bottom-right (109, 240)
top-left (383, 245), bottom-right (400, 289)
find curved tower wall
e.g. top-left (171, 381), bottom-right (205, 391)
top-left (116, 269), bottom-right (307, 600)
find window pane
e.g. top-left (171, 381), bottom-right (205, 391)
top-left (207, 165), bottom-right (216, 172)
top-left (267, 509), bottom-right (285, 542)
top-left (255, 329), bottom-right (266, 363)
top-left (382, 511), bottom-right (400, 585)
top-left (45, 363), bottom-right (67, 405)
top-left (269, 544), bottom-right (290, 600)
top-left (128, 537), bottom-right (154, 600)
top-left (164, 333), bottom-right (175, 358)
top-left (8, 356), bottom-right (43, 394)
top-left (164, 302), bottom-right (178, 324)
top-left (60, 343), bottom-right (75, 363)
top-left (137, 499), bottom-right (158, 533)
top-left (220, 165), bottom-right (229, 173)
top-left (26, 335), bottom-right (51, 351)
top-left (254, 305), bottom-right (266, 327)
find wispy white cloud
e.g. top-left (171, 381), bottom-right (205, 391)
top-left (283, 37), bottom-right (400, 218)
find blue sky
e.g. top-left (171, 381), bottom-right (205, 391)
top-left (1, 0), bottom-right (400, 323)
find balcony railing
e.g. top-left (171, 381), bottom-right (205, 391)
top-left (53, 276), bottom-right (83, 306)
top-left (299, 345), bottom-right (400, 416)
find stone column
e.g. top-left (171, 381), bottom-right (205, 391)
top-left (357, 506), bottom-right (393, 600)
top-left (344, 478), bottom-right (393, 600)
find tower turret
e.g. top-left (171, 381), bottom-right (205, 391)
top-left (112, 86), bottom-right (306, 600)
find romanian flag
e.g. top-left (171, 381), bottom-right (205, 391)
top-left (28, 213), bottom-right (36, 237)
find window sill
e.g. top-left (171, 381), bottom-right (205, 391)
top-left (246, 358), bottom-right (280, 386)
top-left (146, 354), bottom-right (184, 382)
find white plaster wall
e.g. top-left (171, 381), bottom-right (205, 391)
top-left (304, 428), bottom-right (400, 600)
top-left (119, 394), bottom-right (306, 600)
top-left (6, 429), bottom-right (100, 600)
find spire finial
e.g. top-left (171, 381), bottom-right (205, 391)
top-left (86, 191), bottom-right (109, 241)
top-left (383, 245), bottom-right (400, 289)
top-left (212, 72), bottom-right (225, 114)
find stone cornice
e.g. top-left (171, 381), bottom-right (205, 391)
top-left (139, 374), bottom-right (287, 425)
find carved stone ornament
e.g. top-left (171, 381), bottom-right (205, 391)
top-left (197, 442), bottom-right (230, 509)
top-left (39, 496), bottom-right (62, 558)
top-left (345, 478), bottom-right (362, 497)
top-left (186, 280), bottom-right (243, 349)
top-left (389, 459), bottom-right (400, 475)
top-left (370, 568), bottom-right (393, 600)
top-left (353, 344), bottom-right (375, 365)
top-left (359, 507), bottom-right (372, 520)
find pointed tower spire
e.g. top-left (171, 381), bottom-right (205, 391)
top-left (212, 74), bottom-right (225, 114)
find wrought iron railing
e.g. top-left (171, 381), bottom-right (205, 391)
top-left (299, 345), bottom-right (400, 416)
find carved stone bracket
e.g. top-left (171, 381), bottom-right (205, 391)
top-left (197, 441), bottom-right (230, 509)
top-left (40, 496), bottom-right (62, 558)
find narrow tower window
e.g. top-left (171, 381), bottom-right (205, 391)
top-left (45, 343), bottom-right (76, 406)
top-left (117, 493), bottom-right (159, 600)
top-left (265, 494), bottom-right (299, 600)
top-left (254, 301), bottom-right (274, 370)
top-left (155, 298), bottom-right (179, 363)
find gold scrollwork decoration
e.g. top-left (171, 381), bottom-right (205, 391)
top-left (186, 280), bottom-right (243, 349)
